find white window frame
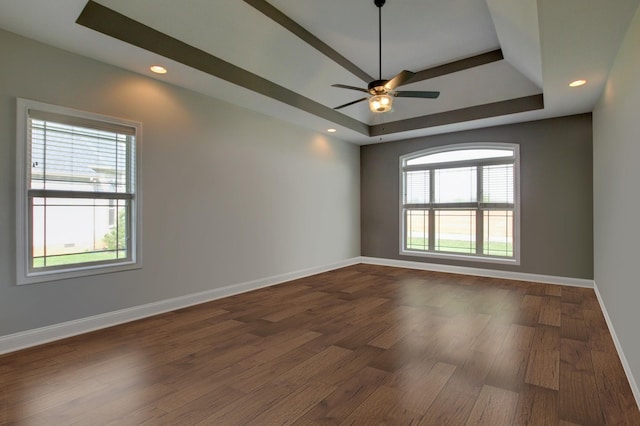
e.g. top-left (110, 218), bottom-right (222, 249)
top-left (399, 142), bottom-right (520, 265)
top-left (16, 98), bottom-right (142, 285)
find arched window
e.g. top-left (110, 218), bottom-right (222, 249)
top-left (400, 143), bottom-right (519, 263)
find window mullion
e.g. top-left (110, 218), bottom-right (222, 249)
top-left (125, 134), bottom-right (133, 258)
top-left (476, 166), bottom-right (484, 255)
top-left (28, 189), bottom-right (133, 200)
top-left (42, 123), bottom-right (48, 268)
top-left (428, 169), bottom-right (435, 251)
top-left (403, 157), bottom-right (513, 172)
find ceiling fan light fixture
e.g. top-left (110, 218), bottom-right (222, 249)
top-left (369, 94), bottom-right (393, 113)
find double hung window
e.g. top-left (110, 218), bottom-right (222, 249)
top-left (400, 143), bottom-right (519, 263)
top-left (16, 99), bottom-right (141, 284)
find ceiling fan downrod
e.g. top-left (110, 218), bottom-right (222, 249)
top-left (375, 0), bottom-right (385, 81)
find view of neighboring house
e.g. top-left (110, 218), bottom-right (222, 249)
top-left (29, 119), bottom-right (130, 267)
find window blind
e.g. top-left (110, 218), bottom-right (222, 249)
top-left (482, 164), bottom-right (514, 204)
top-left (405, 170), bottom-right (430, 204)
top-left (28, 116), bottom-right (135, 194)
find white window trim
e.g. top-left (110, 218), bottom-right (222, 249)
top-left (16, 98), bottom-right (143, 285)
top-left (398, 142), bottom-right (521, 265)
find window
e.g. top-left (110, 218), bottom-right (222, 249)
top-left (400, 143), bottom-right (519, 264)
top-left (16, 99), bottom-right (141, 284)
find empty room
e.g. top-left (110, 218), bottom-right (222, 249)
top-left (1, 0), bottom-right (640, 424)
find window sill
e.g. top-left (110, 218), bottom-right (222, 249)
top-left (400, 249), bottom-right (520, 266)
top-left (17, 261), bottom-right (142, 285)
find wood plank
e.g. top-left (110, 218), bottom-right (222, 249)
top-left (419, 351), bottom-right (493, 425)
top-left (560, 338), bottom-right (594, 374)
top-left (561, 315), bottom-right (589, 342)
top-left (525, 349), bottom-right (560, 390)
top-left (228, 346), bottom-right (317, 393)
top-left (340, 385), bottom-right (423, 425)
top-left (545, 285), bottom-right (562, 297)
top-left (273, 345), bottom-right (353, 387)
top-left (513, 384), bottom-right (558, 425)
top-left (582, 308), bottom-right (614, 352)
top-left (473, 319), bottom-right (510, 355)
top-left (368, 320), bottom-right (414, 349)
top-left (538, 296), bottom-right (561, 326)
top-left (560, 287), bottom-right (585, 304)
top-left (385, 360), bottom-right (457, 414)
top-left (248, 381), bottom-right (336, 426)
top-left (195, 383), bottom-right (294, 425)
top-left (558, 370), bottom-right (604, 425)
top-left (465, 385), bottom-right (519, 425)
top-left (525, 325), bottom-right (560, 390)
top-left (516, 294), bottom-right (544, 326)
top-left (485, 348), bottom-right (530, 392)
top-left (294, 366), bottom-right (389, 424)
top-left (316, 346), bottom-right (384, 387)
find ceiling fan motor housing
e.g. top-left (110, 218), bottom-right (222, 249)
top-left (368, 80), bottom-right (389, 95)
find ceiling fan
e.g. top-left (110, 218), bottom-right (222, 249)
top-left (332, 0), bottom-right (440, 113)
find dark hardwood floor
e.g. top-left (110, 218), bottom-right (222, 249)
top-left (1, 264), bottom-right (638, 425)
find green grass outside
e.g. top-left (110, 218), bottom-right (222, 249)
top-left (33, 250), bottom-right (127, 268)
top-left (407, 237), bottom-right (512, 257)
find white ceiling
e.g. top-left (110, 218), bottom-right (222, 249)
top-left (0, 0), bottom-right (639, 144)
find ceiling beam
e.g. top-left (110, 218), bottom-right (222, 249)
top-left (76, 0), bottom-right (369, 136)
top-left (409, 50), bottom-right (504, 84)
top-left (243, 0), bottom-right (374, 83)
top-left (369, 94), bottom-right (544, 136)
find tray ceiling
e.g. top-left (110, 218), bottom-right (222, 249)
top-left (1, 0), bottom-right (639, 144)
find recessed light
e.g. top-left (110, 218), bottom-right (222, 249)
top-left (569, 79), bottom-right (587, 87)
top-left (327, 128), bottom-right (337, 133)
top-left (150, 65), bottom-right (167, 74)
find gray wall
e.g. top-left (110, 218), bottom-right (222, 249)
top-left (361, 114), bottom-right (593, 279)
top-left (593, 3), bottom-right (640, 391)
top-left (0, 30), bottom-right (360, 337)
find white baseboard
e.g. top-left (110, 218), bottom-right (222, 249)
top-left (0, 257), bottom-right (360, 355)
top-left (593, 281), bottom-right (640, 408)
top-left (360, 256), bottom-right (595, 288)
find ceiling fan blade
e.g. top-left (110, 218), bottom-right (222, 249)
top-left (331, 84), bottom-right (369, 93)
top-left (385, 70), bottom-right (416, 91)
top-left (394, 90), bottom-right (440, 99)
top-left (334, 97), bottom-right (368, 110)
